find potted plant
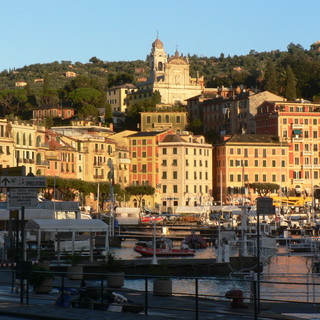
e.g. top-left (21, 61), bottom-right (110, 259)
top-left (65, 251), bottom-right (84, 280)
top-left (150, 262), bottom-right (172, 296)
top-left (102, 251), bottom-right (124, 288)
top-left (30, 263), bottom-right (54, 293)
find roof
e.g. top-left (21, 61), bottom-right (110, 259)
top-left (25, 219), bottom-right (109, 232)
top-left (222, 134), bottom-right (280, 144)
top-left (161, 134), bottom-right (187, 143)
top-left (127, 131), bottom-right (167, 138)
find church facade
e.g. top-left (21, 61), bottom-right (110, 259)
top-left (127, 38), bottom-right (204, 106)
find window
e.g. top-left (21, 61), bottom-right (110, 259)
top-left (304, 131), bottom-right (309, 138)
top-left (230, 174), bottom-right (234, 182)
top-left (173, 185), bottom-right (178, 193)
top-left (294, 144), bottom-right (299, 151)
top-left (162, 148), bottom-right (167, 155)
top-left (255, 160), bottom-right (258, 167)
top-left (158, 115), bottom-right (161, 123)
top-left (282, 160), bottom-right (285, 167)
top-left (132, 152), bottom-right (136, 158)
top-left (244, 149), bottom-right (248, 157)
top-left (176, 116), bottom-right (180, 123)
top-left (295, 157), bottom-right (299, 165)
top-left (173, 171), bottom-right (178, 179)
top-left (194, 172), bottom-right (197, 179)
top-left (254, 149), bottom-right (258, 157)
top-left (162, 185), bottom-right (167, 193)
top-left (230, 148), bottom-right (234, 155)
top-left (132, 165), bottom-right (137, 173)
top-left (255, 174), bottom-right (259, 182)
top-left (142, 152), bottom-right (146, 157)
top-left (162, 171), bottom-right (167, 179)
top-left (172, 159), bottom-right (178, 166)
top-left (313, 131), bottom-right (318, 138)
top-left (237, 148), bottom-right (241, 155)
top-left (263, 149), bottom-right (267, 157)
top-left (186, 171), bottom-right (188, 179)
top-left (162, 159), bottom-right (167, 166)
top-left (142, 139), bottom-right (146, 145)
top-left (6, 146), bottom-right (10, 155)
top-left (263, 160), bottom-right (266, 167)
top-left (147, 116), bottom-right (151, 123)
top-left (313, 119), bottom-right (318, 125)
top-left (263, 174), bottom-right (267, 182)
top-left (142, 164), bottom-right (147, 173)
top-left (315, 171), bottom-right (319, 179)
top-left (272, 174), bottom-right (276, 182)
top-left (173, 148), bottom-right (177, 154)
top-left (185, 148), bottom-right (188, 155)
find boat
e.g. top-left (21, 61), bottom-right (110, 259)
top-left (289, 237), bottom-right (320, 252)
top-left (134, 245), bottom-right (195, 257)
top-left (134, 237), bottom-right (195, 257)
top-left (141, 214), bottom-right (165, 224)
top-left (182, 234), bottom-right (207, 249)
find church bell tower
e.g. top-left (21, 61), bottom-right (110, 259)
top-left (149, 37), bottom-right (167, 82)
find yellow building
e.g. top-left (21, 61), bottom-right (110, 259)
top-left (106, 84), bottom-right (137, 113)
top-left (140, 111), bottom-right (188, 132)
top-left (159, 132), bottom-right (213, 212)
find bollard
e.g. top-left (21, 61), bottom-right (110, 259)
top-left (225, 289), bottom-right (247, 308)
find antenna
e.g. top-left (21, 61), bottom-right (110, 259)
top-left (156, 30), bottom-right (159, 39)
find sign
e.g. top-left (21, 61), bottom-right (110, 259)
top-left (9, 188), bottom-right (38, 207)
top-left (0, 176), bottom-right (46, 188)
top-left (256, 197), bottom-right (275, 215)
top-left (0, 166), bottom-right (26, 176)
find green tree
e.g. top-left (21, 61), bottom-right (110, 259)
top-left (248, 183), bottom-right (280, 197)
top-left (264, 60), bottom-right (279, 94)
top-left (125, 185), bottom-right (155, 208)
top-left (104, 102), bottom-right (113, 124)
top-left (284, 65), bottom-right (297, 100)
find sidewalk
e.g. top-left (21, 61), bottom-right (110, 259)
top-left (0, 285), bottom-right (318, 320)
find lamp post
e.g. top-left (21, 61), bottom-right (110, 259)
top-left (151, 215), bottom-right (158, 265)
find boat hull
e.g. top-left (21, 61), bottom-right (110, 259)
top-left (134, 245), bottom-right (195, 257)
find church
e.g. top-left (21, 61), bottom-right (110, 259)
top-left (126, 37), bottom-right (204, 106)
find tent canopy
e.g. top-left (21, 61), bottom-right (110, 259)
top-left (25, 219), bottom-right (109, 232)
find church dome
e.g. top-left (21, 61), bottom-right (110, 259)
top-left (152, 38), bottom-right (164, 49)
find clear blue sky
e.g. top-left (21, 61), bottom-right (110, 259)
top-left (1, 0), bottom-right (319, 71)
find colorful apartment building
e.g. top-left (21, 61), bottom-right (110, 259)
top-left (127, 130), bottom-right (173, 208)
top-left (214, 134), bottom-right (290, 204)
top-left (256, 100), bottom-right (320, 197)
top-left (32, 105), bottom-right (75, 121)
top-left (158, 132), bottom-right (213, 212)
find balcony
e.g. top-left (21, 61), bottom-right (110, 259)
top-left (93, 175), bottom-right (104, 179)
top-left (292, 123), bottom-right (303, 129)
top-left (303, 151), bottom-right (313, 156)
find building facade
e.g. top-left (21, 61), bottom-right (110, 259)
top-left (256, 100), bottom-right (320, 197)
top-left (214, 134), bottom-right (290, 204)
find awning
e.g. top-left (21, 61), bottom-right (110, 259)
top-left (293, 129), bottom-right (302, 135)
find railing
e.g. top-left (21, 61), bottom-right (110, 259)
top-left (2, 269), bottom-right (320, 319)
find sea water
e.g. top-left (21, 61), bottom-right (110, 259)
top-left (109, 240), bottom-right (320, 303)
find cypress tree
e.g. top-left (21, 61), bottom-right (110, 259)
top-left (284, 65), bottom-right (297, 101)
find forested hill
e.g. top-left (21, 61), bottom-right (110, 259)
top-left (0, 42), bottom-right (320, 121)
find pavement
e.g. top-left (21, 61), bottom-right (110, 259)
top-left (0, 271), bottom-right (319, 319)
top-left (0, 283), bottom-right (319, 319)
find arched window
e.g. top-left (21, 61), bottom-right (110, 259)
top-left (36, 153), bottom-right (42, 165)
top-left (22, 133), bottom-right (26, 145)
top-left (158, 62), bottom-right (163, 71)
top-left (36, 136), bottom-right (41, 147)
top-left (29, 134), bottom-right (32, 146)
top-left (158, 115), bottom-right (161, 123)
top-left (165, 115), bottom-right (169, 123)
top-left (108, 145), bottom-right (112, 155)
top-left (16, 133), bottom-right (20, 145)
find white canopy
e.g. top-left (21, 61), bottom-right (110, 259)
top-left (25, 219), bottom-right (109, 232)
top-left (175, 206), bottom-right (209, 214)
top-left (210, 205), bottom-right (242, 215)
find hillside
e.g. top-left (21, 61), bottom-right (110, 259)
top-left (0, 41), bottom-right (319, 121)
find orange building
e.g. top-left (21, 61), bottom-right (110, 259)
top-left (256, 100), bottom-right (320, 197)
top-left (214, 134), bottom-right (289, 204)
top-left (127, 130), bottom-right (173, 208)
